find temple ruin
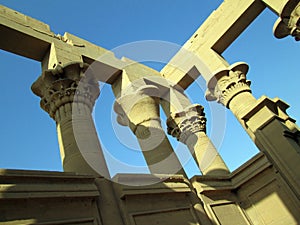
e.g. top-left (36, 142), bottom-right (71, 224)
top-left (1, 0), bottom-right (300, 224)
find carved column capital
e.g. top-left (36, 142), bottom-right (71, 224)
top-left (205, 62), bottom-right (251, 108)
top-left (114, 84), bottom-right (161, 137)
top-left (31, 62), bottom-right (99, 120)
top-left (167, 104), bottom-right (206, 143)
top-left (273, 1), bottom-right (300, 41)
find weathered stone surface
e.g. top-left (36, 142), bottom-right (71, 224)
top-left (161, 0), bottom-right (266, 88)
top-left (167, 104), bottom-right (229, 176)
top-left (32, 62), bottom-right (110, 179)
top-left (113, 63), bottom-right (186, 176)
top-left (205, 62), bottom-right (300, 201)
top-left (0, 169), bottom-right (102, 225)
top-left (1, 0), bottom-right (300, 224)
top-left (272, 0), bottom-right (300, 40)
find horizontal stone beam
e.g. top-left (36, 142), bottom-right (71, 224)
top-left (0, 5), bottom-right (135, 84)
top-left (161, 0), bottom-right (266, 89)
top-left (0, 5), bottom-right (53, 61)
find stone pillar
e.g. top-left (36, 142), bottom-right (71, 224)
top-left (206, 62), bottom-right (300, 199)
top-left (206, 62), bottom-right (256, 134)
top-left (167, 104), bottom-right (229, 176)
top-left (271, 0), bottom-right (300, 41)
top-left (31, 62), bottom-right (110, 177)
top-left (114, 84), bottom-right (186, 176)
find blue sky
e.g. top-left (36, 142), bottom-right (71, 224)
top-left (0, 1), bottom-right (299, 178)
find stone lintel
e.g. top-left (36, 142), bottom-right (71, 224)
top-left (161, 49), bottom-right (230, 90)
top-left (0, 5), bottom-right (51, 33)
top-left (0, 6), bottom-right (52, 61)
top-left (183, 0), bottom-right (265, 54)
top-left (0, 5), bottom-right (108, 63)
top-left (161, 0), bottom-right (265, 89)
top-left (111, 57), bottom-right (162, 100)
top-left (0, 5), bottom-right (159, 86)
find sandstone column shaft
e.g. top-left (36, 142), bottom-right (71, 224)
top-left (188, 132), bottom-right (230, 176)
top-left (167, 104), bottom-right (229, 176)
top-left (114, 85), bottom-right (186, 176)
top-left (32, 62), bottom-right (110, 177)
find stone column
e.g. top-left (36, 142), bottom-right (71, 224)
top-left (31, 62), bottom-right (110, 177)
top-left (114, 84), bottom-right (186, 176)
top-left (271, 0), bottom-right (300, 41)
top-left (206, 62), bottom-right (256, 135)
top-left (167, 104), bottom-right (229, 176)
top-left (206, 62), bottom-right (300, 199)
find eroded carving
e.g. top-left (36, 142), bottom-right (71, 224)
top-left (31, 62), bottom-right (99, 119)
top-left (205, 62), bottom-right (251, 108)
top-left (167, 104), bottom-right (206, 143)
top-left (273, 1), bottom-right (300, 41)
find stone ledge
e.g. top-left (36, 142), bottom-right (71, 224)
top-left (0, 169), bottom-right (100, 199)
top-left (112, 174), bottom-right (192, 199)
top-left (191, 152), bottom-right (272, 193)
